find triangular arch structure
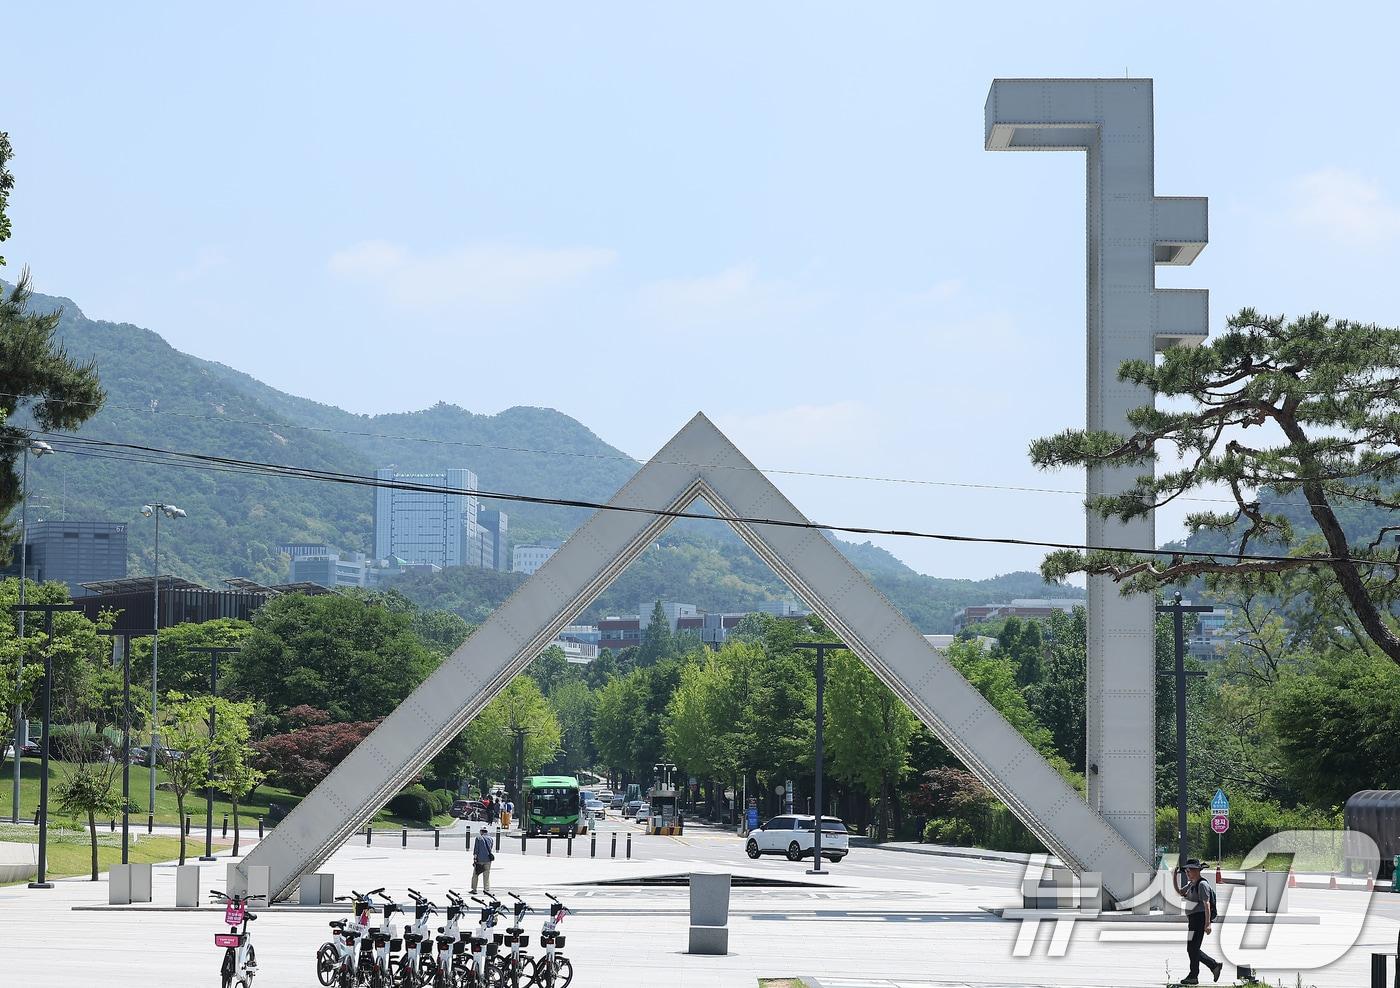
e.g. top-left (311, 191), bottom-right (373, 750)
top-left (239, 414), bottom-right (1151, 902)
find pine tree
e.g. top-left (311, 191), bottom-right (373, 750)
top-left (1031, 308), bottom-right (1400, 664)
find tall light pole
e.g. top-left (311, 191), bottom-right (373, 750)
top-left (795, 641), bottom-right (844, 876)
top-left (141, 502), bottom-right (186, 822)
top-left (11, 438), bottom-right (54, 824)
top-left (188, 645), bottom-right (238, 862)
top-left (1157, 592), bottom-right (1209, 870)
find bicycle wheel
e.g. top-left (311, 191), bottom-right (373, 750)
top-left (551, 958), bottom-right (573, 988)
top-left (222, 947), bottom-right (236, 988)
top-left (317, 945), bottom-right (339, 986)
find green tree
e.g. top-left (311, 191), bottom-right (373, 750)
top-left (128, 619), bottom-right (252, 697)
top-left (825, 649), bottom-right (917, 840)
top-left (156, 693), bottom-right (219, 865)
top-left (1030, 308), bottom-right (1400, 664)
top-left (0, 131), bottom-right (105, 544)
top-left (231, 593), bottom-right (437, 721)
top-left (208, 697), bottom-right (261, 857)
top-left (528, 645), bottom-right (574, 697)
top-left (50, 623), bottom-right (126, 881)
top-left (1023, 608), bottom-right (1087, 771)
top-left (1268, 649), bottom-right (1400, 806)
top-left (665, 645), bottom-right (749, 791)
top-left (594, 671), bottom-right (647, 779)
top-left (462, 677), bottom-right (561, 795)
top-left (548, 679), bottom-right (596, 774)
top-left (635, 601), bottom-right (675, 667)
top-left (0, 131), bottom-right (13, 264)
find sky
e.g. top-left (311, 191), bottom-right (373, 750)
top-left (4, 3), bottom-right (1400, 580)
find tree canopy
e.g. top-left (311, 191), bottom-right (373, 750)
top-left (1031, 308), bottom-right (1400, 663)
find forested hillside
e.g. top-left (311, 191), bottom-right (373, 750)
top-left (9, 284), bottom-right (1079, 629)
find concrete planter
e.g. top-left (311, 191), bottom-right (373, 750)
top-left (0, 841), bottom-right (37, 885)
top-left (175, 864), bottom-right (201, 907)
top-left (688, 872), bottom-right (731, 955)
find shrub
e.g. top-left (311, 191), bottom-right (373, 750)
top-left (431, 788), bottom-right (454, 815)
top-left (1155, 796), bottom-right (1341, 863)
top-left (388, 784), bottom-right (436, 823)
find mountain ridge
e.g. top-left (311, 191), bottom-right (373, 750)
top-left (6, 282), bottom-right (1081, 630)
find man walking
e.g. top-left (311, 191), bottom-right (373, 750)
top-left (1176, 858), bottom-right (1223, 984)
top-left (470, 825), bottom-right (495, 894)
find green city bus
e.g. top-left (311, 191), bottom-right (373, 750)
top-left (521, 775), bottom-right (582, 836)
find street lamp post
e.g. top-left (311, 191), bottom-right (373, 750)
top-left (11, 602), bottom-right (80, 889)
top-left (99, 629), bottom-right (154, 864)
top-left (141, 503), bottom-right (186, 823)
top-left (1157, 592), bottom-right (1210, 870)
top-left (188, 646), bottom-right (239, 861)
top-left (11, 438), bottom-right (53, 824)
top-left (794, 641), bottom-right (844, 877)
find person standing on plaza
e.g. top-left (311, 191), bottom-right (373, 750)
top-left (501, 797), bottom-right (513, 830)
top-left (470, 825), bottom-right (495, 894)
top-left (1175, 858), bottom-right (1223, 984)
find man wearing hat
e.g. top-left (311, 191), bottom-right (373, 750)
top-left (471, 825), bottom-right (495, 894)
top-left (1176, 858), bottom-right (1223, 984)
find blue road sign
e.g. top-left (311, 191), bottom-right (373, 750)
top-left (747, 807), bottom-right (759, 831)
top-left (1211, 788), bottom-right (1229, 814)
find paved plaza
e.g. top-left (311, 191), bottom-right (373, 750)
top-left (4, 819), bottom-right (1399, 987)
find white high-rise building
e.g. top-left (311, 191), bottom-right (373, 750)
top-left (511, 540), bottom-right (562, 575)
top-left (374, 467), bottom-right (478, 568)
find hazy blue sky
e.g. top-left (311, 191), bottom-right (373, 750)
top-left (4, 3), bottom-right (1399, 579)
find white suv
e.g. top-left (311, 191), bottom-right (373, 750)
top-left (744, 814), bottom-right (849, 862)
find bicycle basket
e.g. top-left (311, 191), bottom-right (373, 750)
top-left (214, 933), bottom-right (243, 948)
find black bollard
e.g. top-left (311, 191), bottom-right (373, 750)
top-left (522, 834), bottom-right (527, 854)
top-left (567, 835), bottom-right (573, 856)
top-left (222, 815), bottom-right (228, 838)
top-left (495, 830), bottom-right (501, 853)
top-left (147, 814), bottom-right (154, 834)
top-left (402, 828), bottom-right (408, 848)
top-left (366, 826), bottom-right (373, 846)
top-left (590, 832), bottom-right (596, 858)
top-left (611, 833), bottom-right (617, 858)
top-left (257, 818), bottom-right (264, 840)
top-left (184, 814), bottom-right (191, 836)
top-left (434, 828), bottom-right (440, 849)
top-left (626, 833), bottom-right (632, 859)
top-left (546, 835), bottom-right (552, 856)
top-left (109, 818), bottom-right (115, 833)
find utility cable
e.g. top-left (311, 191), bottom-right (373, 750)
top-left (32, 431), bottom-right (1400, 571)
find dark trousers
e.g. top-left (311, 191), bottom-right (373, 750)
top-left (1186, 912), bottom-right (1217, 979)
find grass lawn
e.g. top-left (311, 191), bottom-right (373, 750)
top-left (1, 758), bottom-right (452, 831)
top-left (0, 826), bottom-right (195, 886)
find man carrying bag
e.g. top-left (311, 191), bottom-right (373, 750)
top-left (471, 825), bottom-right (495, 894)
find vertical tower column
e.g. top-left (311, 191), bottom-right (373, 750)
top-left (985, 79), bottom-right (1208, 863)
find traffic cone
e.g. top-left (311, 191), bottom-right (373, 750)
top-left (1328, 874), bottom-right (1337, 890)
top-left (1287, 869), bottom-right (1297, 888)
top-left (1216, 866), bottom-right (1223, 884)
top-left (1366, 877), bottom-right (1374, 891)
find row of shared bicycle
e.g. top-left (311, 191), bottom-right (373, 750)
top-left (207, 886), bottom-right (573, 988)
top-left (316, 887), bottom-right (573, 988)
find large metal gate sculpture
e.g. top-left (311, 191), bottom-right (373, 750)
top-left (238, 413), bottom-right (1153, 902)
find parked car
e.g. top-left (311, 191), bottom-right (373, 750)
top-left (744, 814), bottom-right (849, 862)
top-left (623, 799), bottom-right (644, 818)
top-left (127, 746), bottom-right (148, 764)
top-left (19, 740), bottom-right (43, 758)
top-left (449, 799), bottom-right (473, 819)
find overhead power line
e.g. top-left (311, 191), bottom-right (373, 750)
top-left (31, 431), bottom-right (1399, 572)
top-left (0, 391), bottom-right (1310, 510)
